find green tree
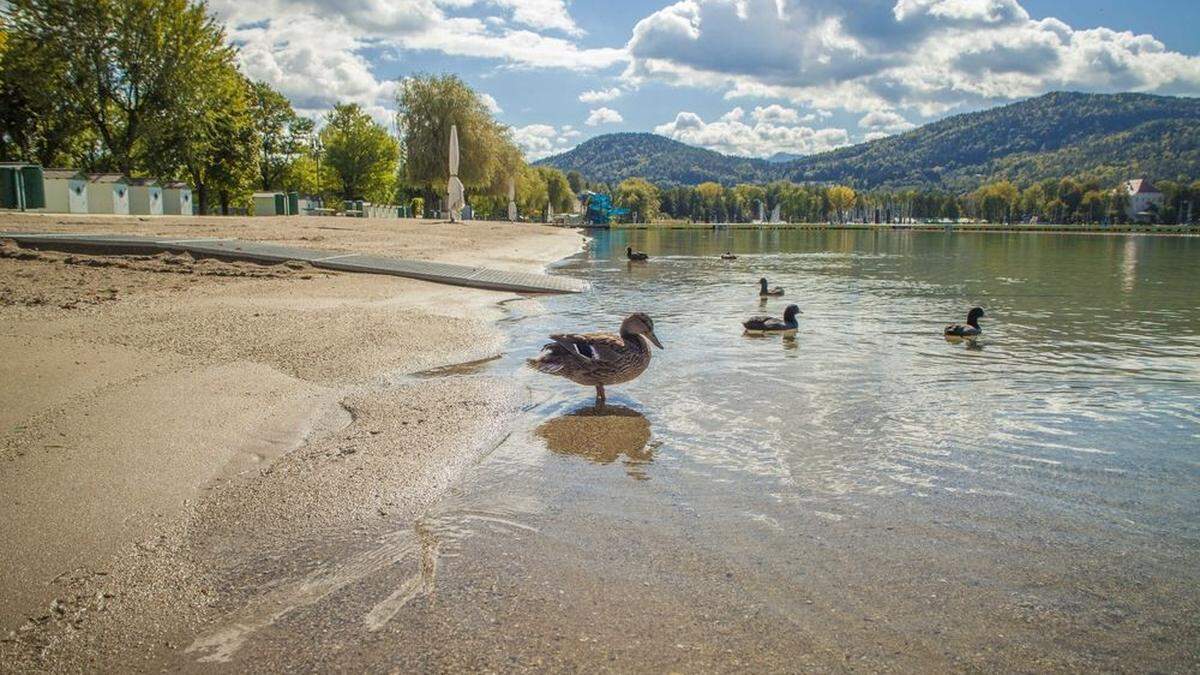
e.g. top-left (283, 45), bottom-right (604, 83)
top-left (0, 11), bottom-right (91, 164)
top-left (249, 81), bottom-right (302, 191)
top-left (536, 166), bottom-right (574, 214)
top-left (1019, 184), bottom-right (1046, 221)
top-left (6, 0), bottom-right (234, 174)
top-left (320, 103), bottom-right (399, 202)
top-left (396, 73), bottom-right (507, 196)
top-left (143, 68), bottom-right (257, 215)
top-left (695, 182), bottom-right (723, 222)
top-left (827, 185), bottom-right (856, 223)
top-left (617, 177), bottom-right (661, 222)
top-left (566, 170), bottom-right (584, 194)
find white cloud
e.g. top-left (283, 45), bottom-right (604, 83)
top-left (579, 87), bottom-right (623, 103)
top-left (512, 123), bottom-right (578, 160)
top-left (479, 93), bottom-right (503, 114)
top-left (858, 109), bottom-right (916, 135)
top-left (586, 107), bottom-right (625, 126)
top-left (490, 0), bottom-right (583, 37)
top-left (210, 0), bottom-right (623, 123)
top-left (654, 107), bottom-right (850, 157)
top-left (624, 0), bottom-right (1200, 114)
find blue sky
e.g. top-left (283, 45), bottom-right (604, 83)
top-left (212, 0), bottom-right (1200, 160)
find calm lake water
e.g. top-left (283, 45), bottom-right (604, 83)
top-left (357, 230), bottom-right (1200, 670)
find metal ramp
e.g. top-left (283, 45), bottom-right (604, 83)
top-left (1, 233), bottom-right (587, 294)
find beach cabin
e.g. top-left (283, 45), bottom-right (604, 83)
top-left (86, 173), bottom-right (130, 215)
top-left (0, 162), bottom-right (46, 211)
top-left (1121, 178), bottom-right (1164, 223)
top-left (162, 182), bottom-right (193, 215)
top-left (127, 178), bottom-right (163, 216)
top-left (253, 192), bottom-right (288, 216)
top-left (42, 169), bottom-right (89, 214)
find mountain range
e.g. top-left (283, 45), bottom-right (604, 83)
top-left (536, 92), bottom-right (1200, 190)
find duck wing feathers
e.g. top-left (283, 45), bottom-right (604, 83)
top-left (548, 332), bottom-right (630, 361)
top-left (528, 332), bottom-right (651, 385)
top-left (944, 324), bottom-right (981, 337)
top-left (743, 316), bottom-right (787, 331)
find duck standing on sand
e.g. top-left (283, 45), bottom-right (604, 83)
top-left (528, 313), bottom-right (663, 407)
top-left (743, 304), bottom-right (801, 334)
top-left (758, 277), bottom-right (784, 296)
top-left (626, 245), bottom-right (649, 261)
top-left (945, 307), bottom-right (985, 337)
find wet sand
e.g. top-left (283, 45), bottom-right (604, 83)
top-left (0, 214), bottom-right (582, 669)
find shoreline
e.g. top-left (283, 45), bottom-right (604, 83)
top-left (0, 214), bottom-right (584, 668)
top-left (607, 222), bottom-right (1200, 236)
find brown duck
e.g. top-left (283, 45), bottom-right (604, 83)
top-left (527, 313), bottom-right (663, 406)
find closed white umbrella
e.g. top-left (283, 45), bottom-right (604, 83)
top-left (507, 178), bottom-right (517, 222)
top-left (447, 124), bottom-right (465, 222)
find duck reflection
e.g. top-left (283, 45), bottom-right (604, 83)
top-left (944, 335), bottom-right (984, 351)
top-left (535, 405), bottom-right (655, 481)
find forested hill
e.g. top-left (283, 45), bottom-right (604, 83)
top-left (536, 133), bottom-right (773, 186)
top-left (537, 92), bottom-right (1200, 189)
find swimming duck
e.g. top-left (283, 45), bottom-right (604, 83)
top-left (944, 307), bottom-right (985, 337)
top-left (626, 245), bottom-right (649, 261)
top-left (758, 277), bottom-right (784, 296)
top-left (743, 304), bottom-right (801, 333)
top-left (527, 313), bottom-right (663, 406)
top-left (721, 252), bottom-right (737, 260)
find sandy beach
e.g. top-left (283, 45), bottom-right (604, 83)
top-left (0, 213), bottom-right (582, 669)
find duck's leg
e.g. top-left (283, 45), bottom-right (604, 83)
top-left (594, 384), bottom-right (606, 408)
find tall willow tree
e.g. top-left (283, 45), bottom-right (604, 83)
top-left (396, 74), bottom-right (509, 201)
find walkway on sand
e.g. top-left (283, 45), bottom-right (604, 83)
top-left (0, 232), bottom-right (587, 294)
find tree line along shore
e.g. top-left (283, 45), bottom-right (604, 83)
top-left (583, 176), bottom-right (1200, 227)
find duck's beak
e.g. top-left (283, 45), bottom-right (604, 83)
top-left (646, 330), bottom-right (664, 349)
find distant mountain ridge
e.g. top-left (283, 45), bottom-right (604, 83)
top-left (536, 92), bottom-right (1200, 189)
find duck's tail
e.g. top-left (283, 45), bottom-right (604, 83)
top-left (526, 344), bottom-right (566, 375)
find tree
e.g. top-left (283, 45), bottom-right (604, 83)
top-left (143, 67), bottom-right (257, 215)
top-left (616, 177), bottom-right (661, 223)
top-left (732, 183), bottom-right (767, 221)
top-left (6, 0), bottom-right (235, 175)
top-left (695, 182), bottom-right (723, 222)
top-left (536, 166), bottom-right (573, 214)
top-left (249, 81), bottom-right (301, 191)
top-left (566, 170), bottom-right (584, 194)
top-left (975, 180), bottom-right (1019, 223)
top-left (827, 185), bottom-right (856, 223)
top-left (1079, 190), bottom-right (1105, 224)
top-left (396, 74), bottom-right (507, 195)
top-left (515, 164), bottom-right (548, 216)
top-left (1019, 184), bottom-right (1046, 222)
top-left (320, 103), bottom-right (399, 202)
top-left (0, 11), bottom-right (91, 165)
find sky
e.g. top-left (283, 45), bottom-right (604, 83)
top-left (208, 0), bottom-right (1200, 161)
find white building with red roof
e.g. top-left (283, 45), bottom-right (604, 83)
top-left (1120, 179), bottom-right (1164, 223)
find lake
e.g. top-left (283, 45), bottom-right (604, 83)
top-left (365, 229), bottom-right (1200, 670)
